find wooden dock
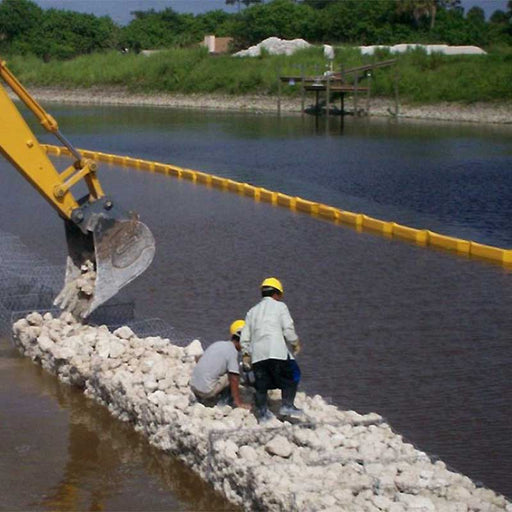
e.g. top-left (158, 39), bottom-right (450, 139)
top-left (278, 58), bottom-right (397, 117)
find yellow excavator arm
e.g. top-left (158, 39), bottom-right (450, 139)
top-left (0, 60), bottom-right (155, 319)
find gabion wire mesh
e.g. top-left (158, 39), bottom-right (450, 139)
top-left (4, 292), bottom-right (55, 312)
top-left (0, 233), bottom-right (55, 333)
top-left (0, 282), bottom-right (52, 298)
top-left (109, 317), bottom-right (195, 346)
top-left (206, 418), bottom-right (385, 474)
top-left (0, 228), bottom-right (192, 346)
top-left (88, 301), bottom-right (136, 326)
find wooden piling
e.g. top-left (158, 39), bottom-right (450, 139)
top-left (277, 66), bottom-right (281, 117)
top-left (394, 65), bottom-right (400, 117)
top-left (326, 73), bottom-right (331, 119)
top-left (300, 67), bottom-right (305, 117)
top-left (354, 73), bottom-right (359, 116)
top-left (366, 71), bottom-right (372, 116)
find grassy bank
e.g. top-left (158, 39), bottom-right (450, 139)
top-left (5, 45), bottom-right (512, 103)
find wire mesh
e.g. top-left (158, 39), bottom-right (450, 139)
top-left (109, 317), bottom-right (195, 346)
top-left (0, 228), bottom-right (193, 347)
top-left (87, 301), bottom-right (136, 326)
top-left (0, 302), bottom-right (12, 336)
top-left (0, 282), bottom-right (52, 298)
top-left (2, 292), bottom-right (55, 312)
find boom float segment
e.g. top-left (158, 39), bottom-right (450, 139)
top-left (43, 144), bottom-right (512, 268)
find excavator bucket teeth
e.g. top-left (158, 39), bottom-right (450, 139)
top-left (54, 217), bottom-right (155, 319)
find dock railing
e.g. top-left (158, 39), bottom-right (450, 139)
top-left (279, 58), bottom-right (398, 117)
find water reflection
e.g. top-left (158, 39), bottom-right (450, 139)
top-left (31, 105), bottom-right (512, 247)
top-left (0, 339), bottom-right (235, 511)
top-left (3, 105), bottom-right (512, 502)
top-left (34, 365), bottom-right (237, 512)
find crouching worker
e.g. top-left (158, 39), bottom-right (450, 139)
top-left (190, 320), bottom-right (252, 410)
top-left (240, 277), bottom-right (303, 423)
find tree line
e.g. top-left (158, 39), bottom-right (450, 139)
top-left (0, 0), bottom-right (510, 60)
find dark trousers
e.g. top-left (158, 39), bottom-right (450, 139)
top-left (252, 357), bottom-right (299, 411)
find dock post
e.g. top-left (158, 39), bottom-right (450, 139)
top-left (366, 70), bottom-right (372, 116)
top-left (277, 66), bottom-right (281, 117)
top-left (326, 73), bottom-right (331, 119)
top-left (354, 73), bottom-right (359, 116)
top-left (394, 64), bottom-right (400, 116)
top-left (300, 66), bottom-right (305, 117)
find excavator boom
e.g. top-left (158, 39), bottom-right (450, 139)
top-left (0, 60), bottom-right (155, 318)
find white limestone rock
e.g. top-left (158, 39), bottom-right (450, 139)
top-left (265, 435), bottom-right (293, 458)
top-left (26, 312), bottom-right (43, 326)
top-left (397, 493), bottom-right (436, 511)
top-left (10, 311), bottom-right (511, 512)
top-left (184, 339), bottom-right (203, 359)
top-left (174, 372), bottom-right (190, 388)
top-left (239, 445), bottom-right (258, 462)
top-left (143, 377), bottom-right (158, 393)
top-left (95, 337), bottom-right (112, 358)
top-left (113, 325), bottom-right (135, 340)
top-left (60, 311), bottom-right (76, 324)
top-left (37, 334), bottom-right (55, 352)
top-left (372, 494), bottom-right (394, 510)
top-left (224, 440), bottom-right (239, 460)
top-left (108, 339), bottom-right (127, 359)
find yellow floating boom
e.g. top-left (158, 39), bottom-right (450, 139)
top-left (43, 144), bottom-right (512, 268)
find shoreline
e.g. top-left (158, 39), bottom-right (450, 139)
top-left (12, 310), bottom-right (512, 511)
top-left (25, 86), bottom-right (512, 125)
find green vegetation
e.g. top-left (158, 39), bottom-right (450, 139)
top-left (0, 0), bottom-right (511, 103)
top-left (6, 45), bottom-right (512, 103)
top-left (1, 0), bottom-right (511, 58)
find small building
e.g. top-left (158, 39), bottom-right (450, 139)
top-left (202, 35), bottom-right (233, 55)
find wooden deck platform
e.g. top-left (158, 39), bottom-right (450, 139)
top-left (278, 58), bottom-right (397, 117)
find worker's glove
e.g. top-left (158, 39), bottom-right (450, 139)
top-left (292, 340), bottom-right (302, 356)
top-left (242, 353), bottom-right (252, 371)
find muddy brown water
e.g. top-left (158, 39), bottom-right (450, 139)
top-left (1, 106), bottom-right (511, 507)
top-left (0, 342), bottom-right (236, 511)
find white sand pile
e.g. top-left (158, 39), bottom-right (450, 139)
top-left (12, 312), bottom-right (511, 511)
top-left (234, 37), bottom-right (311, 57)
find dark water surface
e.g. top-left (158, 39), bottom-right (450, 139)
top-left (1, 105), bottom-right (511, 507)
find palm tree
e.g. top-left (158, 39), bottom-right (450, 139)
top-left (395, 0), bottom-right (437, 30)
top-left (396, 0), bottom-right (461, 30)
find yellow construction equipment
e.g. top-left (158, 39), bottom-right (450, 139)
top-left (0, 59), bottom-right (155, 318)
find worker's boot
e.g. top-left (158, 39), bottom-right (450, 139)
top-left (279, 385), bottom-right (303, 417)
top-left (217, 387), bottom-right (233, 407)
top-left (255, 390), bottom-right (274, 423)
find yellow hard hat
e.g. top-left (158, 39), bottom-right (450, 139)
top-left (230, 319), bottom-right (245, 337)
top-left (260, 277), bottom-right (283, 294)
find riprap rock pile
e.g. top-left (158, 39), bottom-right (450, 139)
top-left (12, 312), bottom-right (511, 511)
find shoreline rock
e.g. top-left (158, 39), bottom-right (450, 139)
top-left (12, 311), bottom-right (512, 511)
top-left (23, 86), bottom-right (512, 125)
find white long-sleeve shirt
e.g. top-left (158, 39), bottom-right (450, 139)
top-left (240, 297), bottom-right (299, 364)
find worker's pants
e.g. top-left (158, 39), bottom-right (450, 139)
top-left (253, 357), bottom-right (298, 412)
top-left (191, 373), bottom-right (229, 400)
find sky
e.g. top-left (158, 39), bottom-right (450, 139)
top-left (33, 0), bottom-right (509, 25)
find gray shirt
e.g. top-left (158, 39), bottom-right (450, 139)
top-left (190, 341), bottom-right (240, 394)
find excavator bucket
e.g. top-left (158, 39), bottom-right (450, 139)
top-left (0, 59), bottom-right (156, 319)
top-left (54, 213), bottom-right (155, 319)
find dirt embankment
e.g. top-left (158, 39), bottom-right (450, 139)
top-left (27, 86), bottom-right (512, 125)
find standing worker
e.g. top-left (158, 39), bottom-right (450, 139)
top-left (240, 277), bottom-right (302, 423)
top-left (190, 320), bottom-right (251, 410)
